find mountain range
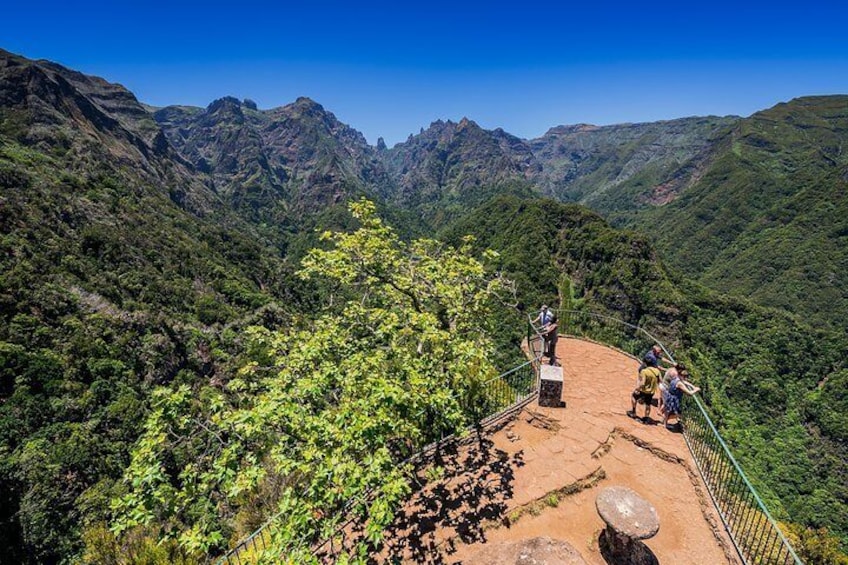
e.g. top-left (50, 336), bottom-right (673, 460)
top-left (1, 47), bottom-right (846, 563)
top-left (141, 61), bottom-right (848, 329)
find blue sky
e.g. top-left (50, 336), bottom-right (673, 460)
top-left (3, 1), bottom-right (848, 145)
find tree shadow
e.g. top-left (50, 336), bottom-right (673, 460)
top-left (378, 428), bottom-right (523, 564)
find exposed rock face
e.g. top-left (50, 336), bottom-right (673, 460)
top-left (464, 537), bottom-right (589, 565)
top-left (1, 47), bottom-right (740, 227)
top-left (0, 48), bottom-right (216, 214)
top-left (382, 117), bottom-right (539, 223)
top-left (382, 115), bottom-right (738, 222)
top-left (380, 118), bottom-right (539, 226)
top-left (155, 96), bottom-right (393, 217)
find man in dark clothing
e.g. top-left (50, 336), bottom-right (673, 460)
top-left (545, 313), bottom-right (559, 366)
top-left (638, 344), bottom-right (670, 375)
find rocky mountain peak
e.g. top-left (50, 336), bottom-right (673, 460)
top-left (0, 49), bottom-right (187, 167)
top-left (154, 91), bottom-right (394, 216)
top-left (290, 96), bottom-right (327, 117)
top-left (381, 113), bottom-right (539, 220)
top-left (206, 96), bottom-right (245, 120)
top-left (0, 49), bottom-right (220, 214)
top-left (543, 123), bottom-right (601, 137)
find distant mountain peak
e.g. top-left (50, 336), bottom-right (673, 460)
top-left (456, 116), bottom-right (482, 132)
top-left (206, 96), bottom-right (244, 118)
top-left (154, 91), bottom-right (393, 215)
top-left (292, 96), bottom-right (325, 112)
top-left (543, 123), bottom-right (601, 136)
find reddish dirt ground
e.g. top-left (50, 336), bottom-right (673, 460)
top-left (381, 337), bottom-right (739, 564)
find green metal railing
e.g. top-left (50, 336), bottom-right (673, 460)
top-left (216, 310), bottom-right (803, 564)
top-left (557, 309), bottom-right (803, 565)
top-left (215, 328), bottom-right (546, 564)
top-left (463, 359), bottom-right (538, 425)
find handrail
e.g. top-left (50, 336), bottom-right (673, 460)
top-left (217, 309), bottom-right (804, 564)
top-left (555, 308), bottom-right (803, 565)
top-left (215, 322), bottom-right (546, 564)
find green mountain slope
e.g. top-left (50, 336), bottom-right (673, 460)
top-left (1, 47), bottom-right (846, 562)
top-left (381, 116), bottom-right (738, 228)
top-left (528, 116), bottom-right (739, 215)
top-left (385, 101), bottom-right (848, 331)
top-left (443, 195), bottom-right (848, 550)
top-left (638, 96), bottom-right (848, 328)
top-left (0, 50), bottom-right (306, 564)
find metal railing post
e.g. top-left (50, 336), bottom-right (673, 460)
top-left (552, 309), bottom-right (803, 565)
top-left (217, 321), bottom-right (546, 564)
top-left (217, 309), bottom-right (803, 565)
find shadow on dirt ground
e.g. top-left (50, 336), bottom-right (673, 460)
top-left (379, 432), bottom-right (524, 564)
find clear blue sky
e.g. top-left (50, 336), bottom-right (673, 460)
top-left (3, 1), bottom-right (847, 145)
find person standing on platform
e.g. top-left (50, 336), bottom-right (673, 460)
top-left (662, 369), bottom-right (689, 430)
top-left (641, 344), bottom-right (671, 370)
top-left (629, 356), bottom-right (661, 422)
top-left (532, 304), bottom-right (552, 328)
top-left (659, 363), bottom-right (685, 413)
top-left (637, 344), bottom-right (671, 384)
top-left (545, 313), bottom-right (559, 366)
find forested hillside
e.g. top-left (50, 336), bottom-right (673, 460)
top-left (0, 50), bottom-right (311, 563)
top-left (443, 196), bottom-right (848, 553)
top-left (635, 96), bottom-right (848, 329)
top-left (528, 116), bottom-right (738, 213)
top-left (386, 98), bottom-right (848, 332)
top-left (1, 47), bottom-right (846, 563)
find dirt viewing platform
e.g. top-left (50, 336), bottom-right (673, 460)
top-left (379, 337), bottom-right (740, 564)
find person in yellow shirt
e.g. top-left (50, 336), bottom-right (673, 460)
top-left (628, 356), bottom-right (661, 422)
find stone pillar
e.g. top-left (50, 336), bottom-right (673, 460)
top-left (539, 364), bottom-right (564, 407)
top-left (595, 486), bottom-right (659, 565)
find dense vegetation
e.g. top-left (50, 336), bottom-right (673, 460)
top-left (104, 200), bottom-right (512, 562)
top-left (382, 96), bottom-right (848, 334)
top-left (0, 129), bottom-right (306, 563)
top-left (444, 195), bottom-right (848, 556)
top-left (632, 96), bottom-right (848, 330)
top-left (2, 48), bottom-right (846, 563)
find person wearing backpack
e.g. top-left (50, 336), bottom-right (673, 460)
top-left (628, 355), bottom-right (661, 422)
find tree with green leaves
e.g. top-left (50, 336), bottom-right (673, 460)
top-left (109, 199), bottom-right (513, 563)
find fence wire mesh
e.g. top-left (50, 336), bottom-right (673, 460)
top-left (216, 310), bottom-right (802, 565)
top-left (216, 324), bottom-right (546, 564)
top-left (558, 309), bottom-right (802, 565)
